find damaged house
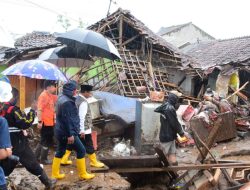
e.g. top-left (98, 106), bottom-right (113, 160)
top-left (87, 8), bottom-right (199, 98)
top-left (0, 32), bottom-right (60, 109)
top-left (1, 9), bottom-right (202, 110)
top-left (184, 36), bottom-right (250, 102)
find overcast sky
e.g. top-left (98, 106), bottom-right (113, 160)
top-left (0, 0), bottom-right (250, 39)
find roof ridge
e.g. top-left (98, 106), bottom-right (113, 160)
top-left (165, 22), bottom-right (192, 29)
top-left (191, 23), bottom-right (215, 39)
top-left (157, 22), bottom-right (191, 35)
top-left (219, 35), bottom-right (250, 42)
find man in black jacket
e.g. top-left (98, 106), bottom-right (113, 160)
top-left (154, 90), bottom-right (185, 165)
top-left (0, 87), bottom-right (56, 189)
top-left (51, 81), bottom-right (95, 180)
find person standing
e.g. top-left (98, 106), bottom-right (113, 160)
top-left (0, 117), bottom-right (12, 190)
top-left (35, 80), bottom-right (57, 165)
top-left (0, 81), bottom-right (12, 190)
top-left (51, 81), bottom-right (95, 180)
top-left (61, 84), bottom-right (104, 168)
top-left (0, 87), bottom-right (56, 189)
top-left (154, 90), bottom-right (186, 165)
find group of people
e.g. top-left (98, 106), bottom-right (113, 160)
top-left (0, 72), bottom-right (192, 189)
top-left (0, 78), bottom-right (104, 190)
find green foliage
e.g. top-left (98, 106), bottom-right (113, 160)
top-left (57, 15), bottom-right (71, 31)
top-left (78, 18), bottom-right (86, 28)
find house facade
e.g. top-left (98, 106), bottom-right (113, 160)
top-left (157, 22), bottom-right (215, 49)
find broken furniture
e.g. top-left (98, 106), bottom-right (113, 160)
top-left (190, 112), bottom-right (237, 143)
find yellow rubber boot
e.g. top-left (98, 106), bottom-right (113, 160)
top-left (51, 157), bottom-right (65, 179)
top-left (89, 153), bottom-right (105, 168)
top-left (61, 150), bottom-right (72, 165)
top-left (76, 158), bottom-right (95, 180)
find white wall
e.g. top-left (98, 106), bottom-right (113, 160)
top-left (167, 70), bottom-right (194, 95)
top-left (162, 24), bottom-right (213, 48)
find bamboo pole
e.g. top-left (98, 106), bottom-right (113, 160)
top-left (226, 81), bottom-right (249, 100)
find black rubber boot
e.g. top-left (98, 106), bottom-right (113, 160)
top-left (38, 170), bottom-right (57, 190)
top-left (41, 146), bottom-right (52, 165)
top-left (34, 144), bottom-right (42, 162)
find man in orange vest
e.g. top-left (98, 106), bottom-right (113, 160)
top-left (35, 80), bottom-right (57, 165)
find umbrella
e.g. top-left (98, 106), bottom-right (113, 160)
top-left (56, 29), bottom-right (121, 60)
top-left (38, 46), bottom-right (93, 68)
top-left (1, 60), bottom-right (68, 82)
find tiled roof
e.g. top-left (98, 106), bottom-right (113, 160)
top-left (15, 31), bottom-right (60, 50)
top-left (184, 36), bottom-right (250, 70)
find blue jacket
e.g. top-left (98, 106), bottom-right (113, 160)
top-left (55, 86), bottom-right (80, 138)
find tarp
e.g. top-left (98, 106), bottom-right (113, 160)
top-left (93, 91), bottom-right (136, 124)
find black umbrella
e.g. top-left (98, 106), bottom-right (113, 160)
top-left (55, 29), bottom-right (121, 60)
top-left (38, 46), bottom-right (93, 68)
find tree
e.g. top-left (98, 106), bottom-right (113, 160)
top-left (57, 15), bottom-right (71, 31)
top-left (78, 18), bottom-right (86, 28)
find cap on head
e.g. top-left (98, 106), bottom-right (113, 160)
top-left (169, 90), bottom-right (182, 97)
top-left (0, 81), bottom-right (13, 103)
top-left (80, 83), bottom-right (93, 93)
top-left (63, 80), bottom-right (77, 92)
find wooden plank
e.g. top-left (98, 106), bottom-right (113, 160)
top-left (213, 169), bottom-right (222, 184)
top-left (148, 44), bottom-right (155, 89)
top-left (119, 15), bottom-right (123, 49)
top-left (20, 76), bottom-right (26, 110)
top-left (203, 170), bottom-right (215, 185)
top-left (99, 155), bottom-right (161, 169)
top-left (194, 117), bottom-right (221, 161)
top-left (161, 81), bottom-right (178, 88)
top-left (191, 112), bottom-right (236, 144)
top-left (229, 86), bottom-right (248, 101)
top-left (154, 146), bottom-right (178, 179)
top-left (226, 81), bottom-right (249, 100)
top-left (121, 35), bottom-right (140, 46)
top-left (193, 174), bottom-right (212, 190)
top-left (97, 17), bottom-right (117, 32)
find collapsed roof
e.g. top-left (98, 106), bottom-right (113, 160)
top-left (184, 36), bottom-right (250, 74)
top-left (86, 8), bottom-right (198, 98)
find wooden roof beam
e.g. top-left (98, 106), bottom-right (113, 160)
top-left (121, 34), bottom-right (140, 46)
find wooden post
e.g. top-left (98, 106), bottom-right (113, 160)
top-left (196, 118), bottom-right (222, 162)
top-left (119, 15), bottom-right (123, 49)
top-left (20, 76), bottom-right (26, 110)
top-left (148, 43), bottom-right (155, 89)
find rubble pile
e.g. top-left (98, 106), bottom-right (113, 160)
top-left (177, 87), bottom-right (250, 146)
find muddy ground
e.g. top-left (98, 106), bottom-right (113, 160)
top-left (7, 135), bottom-right (250, 190)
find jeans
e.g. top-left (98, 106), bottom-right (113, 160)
top-left (0, 167), bottom-right (5, 187)
top-left (0, 117), bottom-right (11, 149)
top-left (66, 134), bottom-right (95, 155)
top-left (55, 135), bottom-right (86, 159)
top-left (0, 117), bottom-right (11, 187)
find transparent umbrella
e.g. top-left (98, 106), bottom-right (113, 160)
top-left (1, 59), bottom-right (68, 82)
